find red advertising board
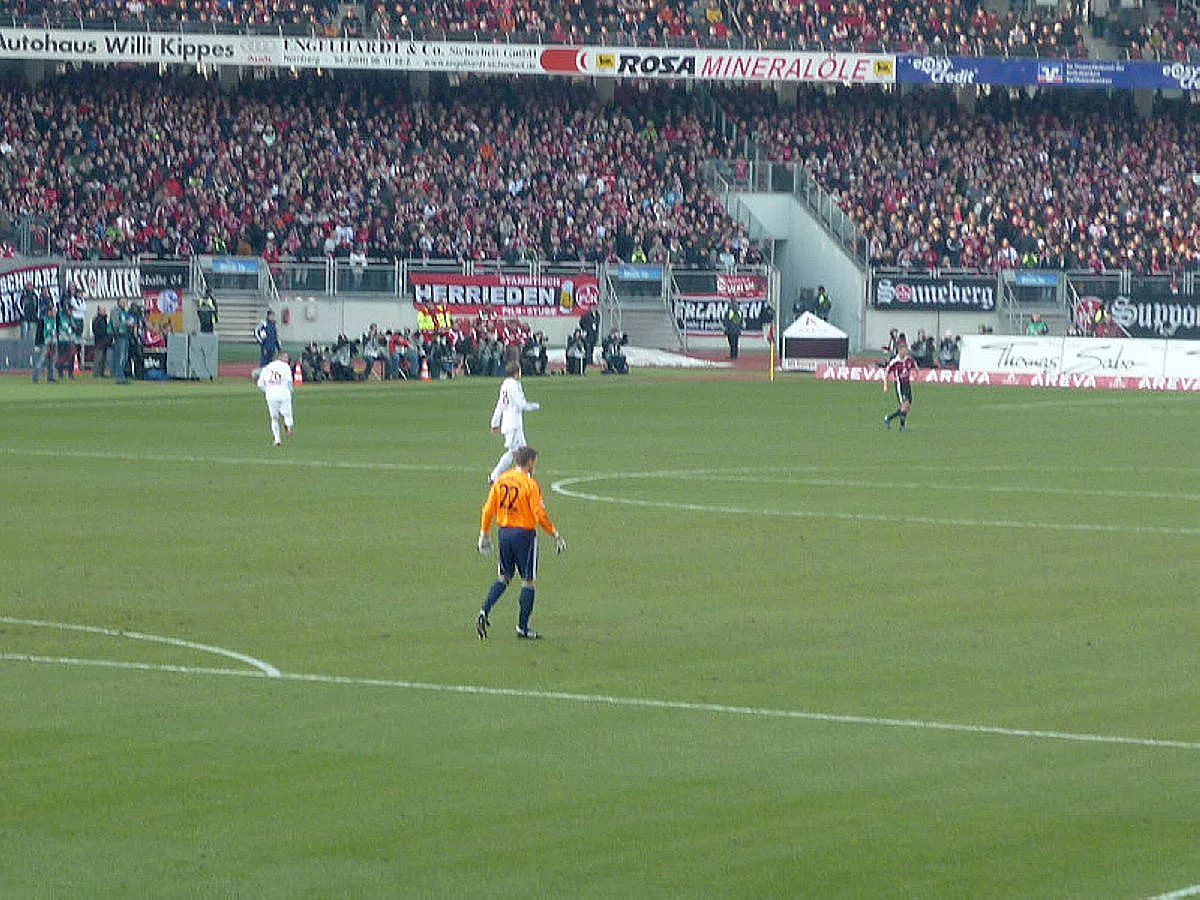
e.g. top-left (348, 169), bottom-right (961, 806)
top-left (716, 273), bottom-right (767, 299)
top-left (813, 364), bottom-right (1200, 392)
top-left (409, 272), bottom-right (599, 317)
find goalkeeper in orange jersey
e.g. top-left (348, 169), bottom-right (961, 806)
top-left (476, 446), bottom-right (566, 640)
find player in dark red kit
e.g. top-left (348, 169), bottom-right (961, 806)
top-left (883, 340), bottom-right (919, 431)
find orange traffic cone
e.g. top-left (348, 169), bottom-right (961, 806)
top-left (293, 361), bottom-right (303, 385)
top-left (419, 357), bottom-right (431, 382)
top-left (72, 352), bottom-right (80, 377)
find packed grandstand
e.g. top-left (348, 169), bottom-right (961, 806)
top-left (2, 0), bottom-right (1198, 60)
top-left (2, 65), bottom-right (1199, 275)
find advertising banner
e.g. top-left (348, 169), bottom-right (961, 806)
top-left (674, 296), bottom-right (772, 337)
top-left (540, 47), bottom-right (895, 83)
top-left (409, 272), bottom-right (599, 317)
top-left (872, 273), bottom-right (997, 311)
top-left (615, 264), bottom-right (663, 282)
top-left (4, 29), bottom-right (1200, 89)
top-left (958, 334), bottom-right (1200, 379)
top-left (814, 363), bottom-right (1200, 392)
top-left (0, 28), bottom-right (276, 66)
top-left (209, 257), bottom-right (261, 275)
top-left (63, 265), bottom-right (142, 302)
top-left (716, 273), bottom-right (768, 299)
top-left (898, 55), bottom-right (1200, 90)
top-left (674, 269), bottom-right (771, 336)
top-left (278, 37), bottom-right (542, 73)
top-left (0, 30), bottom-right (897, 83)
top-left (63, 264), bottom-right (184, 348)
top-left (1012, 271), bottom-right (1059, 287)
top-left (141, 267), bottom-right (188, 349)
top-left (1071, 289), bottom-right (1200, 340)
top-left (0, 263), bottom-right (59, 327)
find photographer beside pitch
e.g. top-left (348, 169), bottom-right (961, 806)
top-left (476, 446), bottom-right (566, 641)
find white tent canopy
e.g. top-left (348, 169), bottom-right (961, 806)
top-left (780, 313), bottom-right (850, 371)
top-left (782, 312), bottom-right (848, 339)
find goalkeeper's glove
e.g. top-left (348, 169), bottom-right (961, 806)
top-left (477, 533), bottom-right (493, 556)
top-left (528, 402), bottom-right (541, 412)
top-left (553, 532), bottom-right (567, 555)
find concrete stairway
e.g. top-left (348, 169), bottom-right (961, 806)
top-left (620, 305), bottom-right (683, 351)
top-left (212, 292), bottom-right (268, 344)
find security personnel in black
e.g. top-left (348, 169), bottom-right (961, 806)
top-left (722, 302), bottom-right (744, 360)
top-left (815, 285), bottom-right (832, 320)
top-left (196, 290), bottom-right (219, 334)
top-left (19, 283), bottom-right (39, 342)
top-left (579, 307), bottom-right (600, 373)
top-left (92, 306), bottom-right (112, 378)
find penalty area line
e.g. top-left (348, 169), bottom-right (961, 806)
top-left (2, 653), bottom-right (1199, 753)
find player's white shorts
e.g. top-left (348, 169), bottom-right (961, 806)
top-left (267, 395), bottom-right (294, 424)
top-left (503, 428), bottom-right (526, 451)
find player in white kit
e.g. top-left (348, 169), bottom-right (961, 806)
top-left (489, 360), bottom-right (540, 484)
top-left (256, 350), bottom-right (295, 446)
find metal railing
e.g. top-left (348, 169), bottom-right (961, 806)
top-left (791, 165), bottom-right (869, 268)
top-left (600, 268), bottom-right (622, 334)
top-left (707, 157), bottom-right (868, 269)
top-left (667, 268), bottom-right (689, 353)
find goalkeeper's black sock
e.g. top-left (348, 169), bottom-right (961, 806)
top-left (517, 587), bottom-right (536, 631)
top-left (483, 580), bottom-right (507, 615)
top-left (885, 410), bottom-right (899, 423)
top-left (899, 412), bottom-right (908, 428)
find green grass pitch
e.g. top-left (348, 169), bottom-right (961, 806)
top-left (1, 370), bottom-right (1196, 898)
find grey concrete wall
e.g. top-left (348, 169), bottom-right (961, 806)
top-left (728, 193), bottom-right (1003, 355)
top-left (733, 192), bottom-right (868, 352)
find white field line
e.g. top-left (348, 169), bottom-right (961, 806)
top-left (551, 475), bottom-right (1200, 537)
top-left (0, 447), bottom-right (477, 475)
top-left (0, 616), bottom-right (280, 677)
top-left (1148, 886), bottom-right (1200, 900)
top-left (3, 448), bottom-right (1199, 480)
top-left (607, 470), bottom-right (1200, 503)
top-left (2, 652), bottom-right (1199, 752)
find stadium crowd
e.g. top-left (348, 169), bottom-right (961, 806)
top-left (0, 72), bottom-right (762, 268)
top-left (365, 0), bottom-right (1088, 56)
top-left (1115, 2), bottom-right (1200, 61)
top-left (733, 87), bottom-right (1200, 273)
top-left (4, 67), bottom-right (1200, 276)
top-left (732, 0), bottom-right (1087, 56)
top-left (0, 0), bottom-right (345, 31)
top-left (0, 0), bottom-right (1106, 58)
